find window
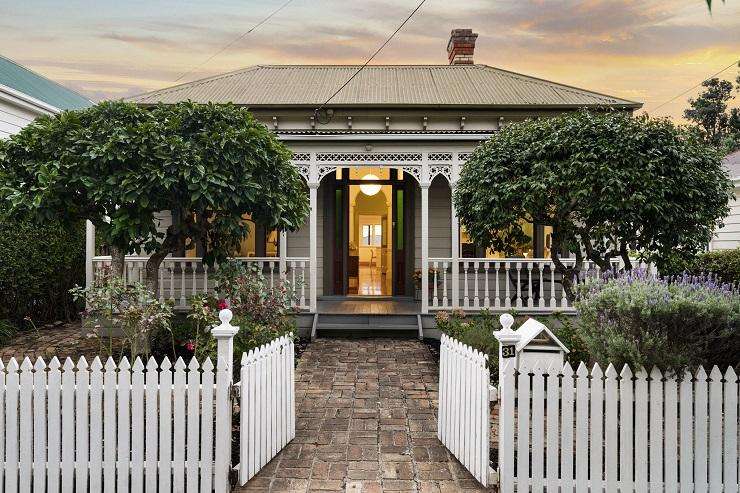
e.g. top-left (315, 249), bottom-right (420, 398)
top-left (362, 224), bottom-right (382, 246)
top-left (460, 221), bottom-right (544, 258)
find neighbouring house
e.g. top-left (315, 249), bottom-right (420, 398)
top-left (710, 149), bottom-right (740, 250)
top-left (0, 54), bottom-right (91, 138)
top-left (88, 29), bottom-right (642, 323)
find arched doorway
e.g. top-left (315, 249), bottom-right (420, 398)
top-left (323, 166), bottom-right (415, 297)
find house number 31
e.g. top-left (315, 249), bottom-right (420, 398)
top-left (501, 345), bottom-right (516, 358)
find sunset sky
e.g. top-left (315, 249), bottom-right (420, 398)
top-left (1, 0), bottom-right (738, 120)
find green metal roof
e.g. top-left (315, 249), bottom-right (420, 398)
top-left (0, 54), bottom-right (92, 110)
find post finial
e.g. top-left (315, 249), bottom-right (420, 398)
top-left (219, 308), bottom-right (233, 326)
top-left (499, 313), bottom-right (515, 333)
top-left (211, 308), bottom-right (239, 339)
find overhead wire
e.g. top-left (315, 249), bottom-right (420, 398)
top-left (647, 58), bottom-right (739, 114)
top-left (313, 0), bottom-right (428, 121)
top-left (172, 0), bottom-right (295, 84)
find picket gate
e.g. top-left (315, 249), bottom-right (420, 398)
top-left (498, 359), bottom-right (740, 493)
top-left (437, 334), bottom-right (495, 487)
top-left (237, 335), bottom-right (296, 485)
top-left (0, 309), bottom-right (297, 492)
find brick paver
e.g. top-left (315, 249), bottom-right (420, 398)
top-left (238, 338), bottom-right (492, 492)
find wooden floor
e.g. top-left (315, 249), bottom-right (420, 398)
top-left (317, 298), bottom-right (421, 315)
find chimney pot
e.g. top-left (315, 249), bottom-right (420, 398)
top-left (447, 28), bottom-right (478, 65)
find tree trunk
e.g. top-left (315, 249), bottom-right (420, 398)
top-left (110, 246), bottom-right (125, 278)
top-left (144, 251), bottom-right (169, 296)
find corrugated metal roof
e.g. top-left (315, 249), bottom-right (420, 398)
top-left (129, 65), bottom-right (641, 108)
top-left (0, 54), bottom-right (92, 110)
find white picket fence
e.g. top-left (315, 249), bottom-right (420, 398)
top-left (0, 309), bottom-right (296, 492)
top-left (237, 335), bottom-right (296, 485)
top-left (498, 360), bottom-right (740, 493)
top-left (437, 334), bottom-right (495, 487)
top-left (0, 354), bottom-right (230, 492)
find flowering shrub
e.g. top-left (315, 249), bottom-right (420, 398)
top-left (575, 270), bottom-right (740, 373)
top-left (213, 260), bottom-right (298, 357)
top-left (71, 275), bottom-right (174, 359)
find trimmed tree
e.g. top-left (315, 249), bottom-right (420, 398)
top-left (453, 110), bottom-right (732, 298)
top-left (1, 101), bottom-right (309, 293)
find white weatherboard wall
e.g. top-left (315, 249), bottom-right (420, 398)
top-left (711, 184), bottom-right (740, 250)
top-left (498, 360), bottom-right (740, 493)
top-left (0, 85), bottom-right (57, 139)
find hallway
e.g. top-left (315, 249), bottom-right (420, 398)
top-left (237, 338), bottom-right (492, 492)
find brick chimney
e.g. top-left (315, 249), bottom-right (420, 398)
top-left (447, 28), bottom-right (478, 65)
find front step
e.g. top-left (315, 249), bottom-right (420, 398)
top-left (313, 314), bottom-right (422, 339)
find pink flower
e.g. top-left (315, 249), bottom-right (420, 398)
top-left (185, 341), bottom-right (195, 352)
top-left (217, 299), bottom-right (229, 310)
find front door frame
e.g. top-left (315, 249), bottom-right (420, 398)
top-left (326, 167), bottom-right (413, 297)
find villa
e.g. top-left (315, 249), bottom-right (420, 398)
top-left (87, 29), bottom-right (642, 328)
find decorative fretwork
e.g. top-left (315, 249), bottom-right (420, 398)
top-left (458, 152), bottom-right (472, 161)
top-left (429, 165), bottom-right (452, 183)
top-left (296, 165), bottom-right (310, 181)
top-left (292, 152), bottom-right (310, 162)
top-left (429, 152), bottom-right (453, 162)
top-left (317, 165), bottom-right (338, 182)
top-left (401, 166), bottom-right (422, 184)
top-left (316, 152), bottom-right (422, 163)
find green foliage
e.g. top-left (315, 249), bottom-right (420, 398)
top-left (454, 110), bottom-right (732, 296)
top-left (213, 261), bottom-right (298, 359)
top-left (684, 75), bottom-right (740, 154)
top-left (0, 208), bottom-right (84, 324)
top-left (574, 271), bottom-right (740, 374)
top-left (435, 309), bottom-right (500, 376)
top-left (71, 274), bottom-right (174, 360)
top-left (0, 320), bottom-right (17, 346)
top-left (685, 248), bottom-right (740, 285)
top-left (0, 101), bottom-right (309, 291)
top-left (532, 313), bottom-right (591, 366)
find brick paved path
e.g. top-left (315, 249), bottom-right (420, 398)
top-left (0, 322), bottom-right (102, 363)
top-left (238, 338), bottom-right (493, 492)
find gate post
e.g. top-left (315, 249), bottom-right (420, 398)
top-left (211, 309), bottom-right (239, 492)
top-left (493, 313), bottom-right (521, 392)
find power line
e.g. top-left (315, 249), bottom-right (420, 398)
top-left (172, 0), bottom-right (295, 84)
top-left (314, 0), bottom-right (428, 118)
top-left (648, 58), bottom-right (739, 113)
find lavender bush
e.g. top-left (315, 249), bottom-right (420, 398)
top-left (575, 270), bottom-right (740, 373)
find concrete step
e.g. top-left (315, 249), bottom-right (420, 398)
top-left (312, 314), bottom-right (422, 339)
top-left (317, 313), bottom-right (418, 327)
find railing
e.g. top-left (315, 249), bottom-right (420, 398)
top-left (92, 256), bottom-right (310, 310)
top-left (426, 258), bottom-right (650, 312)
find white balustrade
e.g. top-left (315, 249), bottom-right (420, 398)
top-left (425, 258), bottom-right (637, 312)
top-left (92, 256), bottom-right (310, 310)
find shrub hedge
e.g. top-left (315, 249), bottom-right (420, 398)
top-left (0, 215), bottom-right (85, 326)
top-left (688, 248), bottom-right (740, 285)
top-left (575, 270), bottom-right (740, 373)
